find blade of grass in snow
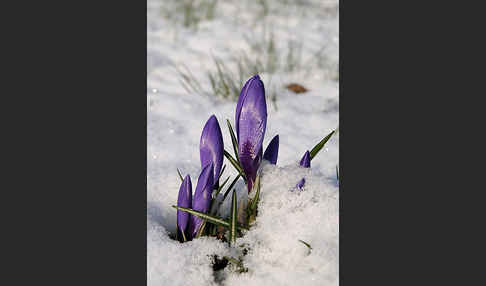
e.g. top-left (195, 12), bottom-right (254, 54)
top-left (172, 205), bottom-right (249, 230)
top-left (226, 119), bottom-right (240, 164)
top-left (223, 256), bottom-right (248, 272)
top-left (195, 220), bottom-right (207, 238)
top-left (298, 239), bottom-right (312, 250)
top-left (173, 205), bottom-right (229, 228)
top-left (249, 176), bottom-right (260, 213)
top-left (224, 150), bottom-right (246, 181)
top-left (214, 175), bottom-right (230, 197)
top-left (229, 190), bottom-right (237, 246)
top-left (309, 130), bottom-right (335, 160)
top-left (177, 168), bottom-right (184, 181)
top-left (298, 239), bottom-right (312, 255)
top-left (248, 175), bottom-right (260, 225)
top-left (223, 174), bottom-right (241, 201)
top-left (218, 164), bottom-right (226, 180)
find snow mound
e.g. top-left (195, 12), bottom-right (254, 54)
top-left (148, 162), bottom-right (338, 286)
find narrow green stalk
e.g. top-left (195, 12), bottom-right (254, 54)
top-left (309, 130), bottom-right (336, 160)
top-left (229, 190), bottom-right (237, 246)
top-left (177, 168), bottom-right (184, 181)
top-left (226, 119), bottom-right (240, 164)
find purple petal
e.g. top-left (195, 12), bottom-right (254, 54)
top-left (300, 151), bottom-right (311, 168)
top-left (200, 115), bottom-right (224, 184)
top-left (177, 175), bottom-right (192, 242)
top-left (263, 135), bottom-right (279, 164)
top-left (235, 75), bottom-right (261, 139)
top-left (188, 163), bottom-right (214, 238)
top-left (296, 178), bottom-right (306, 190)
top-left (236, 75), bottom-right (267, 192)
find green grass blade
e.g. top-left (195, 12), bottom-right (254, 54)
top-left (224, 256), bottom-right (241, 266)
top-left (214, 175), bottom-right (230, 197)
top-left (223, 174), bottom-right (241, 201)
top-left (177, 168), bottom-right (184, 181)
top-left (248, 175), bottom-right (260, 225)
top-left (229, 190), bottom-right (237, 245)
top-left (172, 205), bottom-right (229, 228)
top-left (223, 256), bottom-right (248, 273)
top-left (195, 220), bottom-right (207, 238)
top-left (172, 205), bottom-right (249, 231)
top-left (249, 175), bottom-right (260, 214)
top-left (298, 239), bottom-right (312, 250)
top-left (298, 239), bottom-right (312, 255)
top-left (226, 119), bottom-right (240, 163)
top-left (218, 164), bottom-right (226, 181)
top-left (223, 150), bottom-right (246, 180)
top-left (309, 130), bottom-right (336, 160)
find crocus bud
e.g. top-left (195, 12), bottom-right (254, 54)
top-left (188, 163), bottom-right (214, 238)
top-left (300, 150), bottom-right (311, 168)
top-left (200, 115), bottom-right (224, 185)
top-left (263, 135), bottom-right (279, 165)
top-left (177, 175), bottom-right (192, 242)
top-left (297, 151), bottom-right (311, 190)
top-left (235, 75), bottom-right (267, 192)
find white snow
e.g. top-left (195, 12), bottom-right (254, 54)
top-left (148, 0), bottom-right (339, 285)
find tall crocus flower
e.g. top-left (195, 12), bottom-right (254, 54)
top-left (188, 163), bottom-right (214, 238)
top-left (235, 75), bottom-right (267, 192)
top-left (263, 135), bottom-right (279, 165)
top-left (200, 115), bottom-right (224, 186)
top-left (177, 175), bottom-right (192, 242)
top-left (297, 151), bottom-right (311, 189)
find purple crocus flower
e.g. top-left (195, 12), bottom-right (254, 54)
top-left (188, 163), bottom-right (214, 238)
top-left (263, 134), bottom-right (279, 165)
top-left (200, 115), bottom-right (224, 185)
top-left (177, 175), bottom-right (192, 242)
top-left (235, 75), bottom-right (267, 193)
top-left (297, 151), bottom-right (311, 189)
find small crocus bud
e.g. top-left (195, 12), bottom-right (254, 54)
top-left (188, 163), bottom-right (214, 238)
top-left (263, 135), bottom-right (279, 165)
top-left (300, 150), bottom-right (311, 168)
top-left (200, 115), bottom-right (224, 185)
top-left (235, 75), bottom-right (267, 193)
top-left (177, 175), bottom-right (192, 242)
top-left (297, 151), bottom-right (311, 190)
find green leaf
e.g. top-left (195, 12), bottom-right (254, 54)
top-left (298, 239), bottom-right (312, 251)
top-left (177, 168), bottom-right (184, 182)
top-left (195, 220), bottom-right (207, 238)
top-left (218, 164), bottom-right (227, 181)
top-left (173, 205), bottom-right (230, 228)
top-left (226, 119), bottom-right (240, 164)
top-left (248, 175), bottom-right (260, 225)
top-left (223, 256), bottom-right (248, 273)
top-left (309, 130), bottom-right (336, 160)
top-left (224, 256), bottom-right (241, 266)
top-left (224, 150), bottom-right (246, 182)
top-left (249, 175), bottom-right (261, 215)
top-left (223, 174), bottom-right (241, 201)
top-left (214, 175), bottom-right (230, 197)
top-left (229, 190), bottom-right (237, 246)
top-left (172, 205), bottom-right (249, 231)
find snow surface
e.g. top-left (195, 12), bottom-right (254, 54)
top-left (148, 1), bottom-right (339, 285)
